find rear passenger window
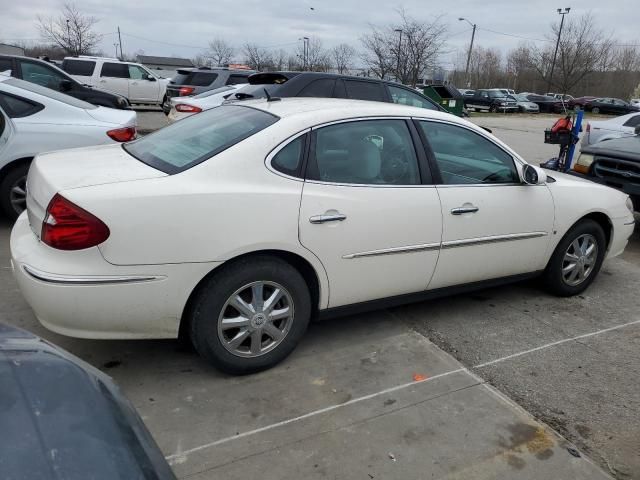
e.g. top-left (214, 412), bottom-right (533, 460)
top-left (623, 115), bottom-right (640, 127)
top-left (271, 135), bottom-right (305, 177)
top-left (100, 63), bottom-right (129, 78)
top-left (344, 80), bottom-right (384, 101)
top-left (63, 59), bottom-right (95, 76)
top-left (298, 79), bottom-right (335, 97)
top-left (0, 92), bottom-right (43, 118)
top-left (225, 74), bottom-right (249, 85)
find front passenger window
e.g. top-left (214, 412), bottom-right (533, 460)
top-left (419, 121), bottom-right (519, 185)
top-left (309, 119), bottom-right (420, 185)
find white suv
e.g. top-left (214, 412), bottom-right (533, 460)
top-left (62, 56), bottom-right (169, 106)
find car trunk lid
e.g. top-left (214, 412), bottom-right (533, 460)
top-left (26, 144), bottom-right (166, 238)
top-left (85, 106), bottom-right (136, 127)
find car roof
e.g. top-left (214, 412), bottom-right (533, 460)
top-left (240, 97), bottom-right (465, 125)
top-left (248, 71), bottom-right (417, 89)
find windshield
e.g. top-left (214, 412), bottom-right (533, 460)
top-left (514, 94), bottom-right (529, 102)
top-left (488, 91), bottom-right (508, 98)
top-left (124, 105), bottom-right (278, 173)
top-left (5, 78), bottom-right (97, 109)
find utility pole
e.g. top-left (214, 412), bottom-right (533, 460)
top-left (117, 26), bottom-right (123, 60)
top-left (394, 29), bottom-right (403, 83)
top-left (66, 19), bottom-right (72, 55)
top-left (547, 7), bottom-right (570, 93)
top-left (459, 18), bottom-right (476, 88)
top-left (303, 36), bottom-right (309, 70)
top-left (113, 43), bottom-right (119, 58)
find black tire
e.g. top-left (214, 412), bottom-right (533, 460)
top-left (0, 162), bottom-right (30, 221)
top-left (489, 105), bottom-right (497, 113)
top-left (542, 219), bottom-right (607, 297)
top-left (161, 95), bottom-right (170, 115)
top-left (189, 256), bottom-right (311, 374)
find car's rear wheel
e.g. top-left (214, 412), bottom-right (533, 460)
top-left (0, 163), bottom-right (30, 220)
top-left (592, 107), bottom-right (600, 114)
top-left (489, 105), bottom-right (497, 113)
top-left (189, 256), bottom-right (311, 374)
top-left (542, 219), bottom-right (606, 296)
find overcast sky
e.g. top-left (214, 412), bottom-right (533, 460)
top-left (1, 0), bottom-right (637, 68)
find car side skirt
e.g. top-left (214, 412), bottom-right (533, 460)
top-left (317, 271), bottom-right (542, 320)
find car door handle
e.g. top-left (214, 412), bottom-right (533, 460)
top-left (309, 213), bottom-right (347, 224)
top-left (131, 81), bottom-right (138, 85)
top-left (451, 206), bottom-right (479, 215)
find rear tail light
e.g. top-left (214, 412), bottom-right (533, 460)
top-left (107, 126), bottom-right (136, 142)
top-left (175, 104), bottom-right (202, 113)
top-left (179, 87), bottom-right (194, 96)
top-left (42, 194), bottom-right (110, 250)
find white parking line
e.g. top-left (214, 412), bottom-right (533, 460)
top-left (473, 318), bottom-right (640, 369)
top-left (166, 318), bottom-right (640, 463)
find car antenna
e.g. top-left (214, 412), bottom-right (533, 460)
top-left (264, 88), bottom-right (281, 102)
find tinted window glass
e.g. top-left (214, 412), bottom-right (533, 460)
top-left (0, 92), bottom-right (42, 118)
top-left (623, 115), bottom-right (640, 127)
top-left (194, 85), bottom-right (235, 99)
top-left (419, 121), bottom-right (518, 184)
top-left (173, 71), bottom-right (218, 86)
top-left (63, 59), bottom-right (95, 76)
top-left (225, 74), bottom-right (249, 85)
top-left (272, 135), bottom-right (304, 177)
top-left (344, 80), bottom-right (384, 101)
top-left (333, 79), bottom-right (346, 98)
top-left (124, 105), bottom-right (278, 174)
top-left (19, 61), bottom-right (66, 89)
top-left (128, 65), bottom-right (148, 80)
top-left (100, 63), bottom-right (129, 78)
top-left (298, 79), bottom-right (335, 97)
top-left (311, 119), bottom-right (420, 185)
top-left (5, 78), bottom-right (96, 109)
top-left (388, 85), bottom-right (437, 110)
top-left (0, 58), bottom-right (13, 74)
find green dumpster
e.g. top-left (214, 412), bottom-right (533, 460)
top-left (422, 84), bottom-right (464, 116)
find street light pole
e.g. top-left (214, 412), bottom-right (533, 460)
top-left (459, 17), bottom-right (476, 88)
top-left (547, 7), bottom-right (570, 93)
top-left (66, 19), bottom-right (72, 55)
top-left (303, 36), bottom-right (309, 70)
top-left (394, 29), bottom-right (402, 83)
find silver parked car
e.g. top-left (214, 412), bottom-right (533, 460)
top-left (582, 111), bottom-right (640, 147)
top-left (513, 94), bottom-right (540, 113)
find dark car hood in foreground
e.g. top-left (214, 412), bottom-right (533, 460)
top-left (0, 323), bottom-right (176, 480)
top-left (582, 136), bottom-right (640, 162)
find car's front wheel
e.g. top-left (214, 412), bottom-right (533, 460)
top-left (542, 219), bottom-right (607, 296)
top-left (189, 256), bottom-right (311, 374)
top-left (0, 163), bottom-right (30, 220)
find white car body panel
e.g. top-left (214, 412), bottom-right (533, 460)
top-left (10, 98), bottom-right (635, 339)
top-left (0, 76), bottom-right (136, 174)
top-left (582, 112), bottom-right (640, 147)
top-left (167, 84), bottom-right (247, 123)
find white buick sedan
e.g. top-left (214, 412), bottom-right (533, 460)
top-left (11, 99), bottom-right (635, 374)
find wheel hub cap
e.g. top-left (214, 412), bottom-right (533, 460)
top-left (217, 281), bottom-right (295, 358)
top-left (561, 234), bottom-right (598, 287)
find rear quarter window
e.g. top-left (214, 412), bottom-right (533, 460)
top-left (123, 105), bottom-right (278, 173)
top-left (0, 92), bottom-right (43, 118)
top-left (344, 80), bottom-right (385, 101)
top-left (63, 59), bottom-right (95, 76)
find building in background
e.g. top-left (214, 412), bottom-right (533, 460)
top-left (0, 43), bottom-right (25, 56)
top-left (137, 55), bottom-right (194, 78)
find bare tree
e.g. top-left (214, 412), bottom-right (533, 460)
top-left (243, 43), bottom-right (274, 71)
top-left (207, 38), bottom-right (234, 66)
top-left (360, 9), bottom-right (447, 86)
top-left (331, 43), bottom-right (356, 74)
top-left (37, 2), bottom-right (101, 56)
top-left (530, 13), bottom-right (614, 93)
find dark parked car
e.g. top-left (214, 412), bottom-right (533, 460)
top-left (463, 89), bottom-right (518, 112)
top-left (0, 322), bottom-right (177, 480)
top-left (0, 54), bottom-right (129, 109)
top-left (163, 67), bottom-right (254, 113)
top-left (524, 94), bottom-right (566, 113)
top-left (226, 71), bottom-right (446, 113)
top-left (568, 96), bottom-right (597, 109)
top-left (572, 127), bottom-right (640, 209)
top-left (584, 97), bottom-right (640, 115)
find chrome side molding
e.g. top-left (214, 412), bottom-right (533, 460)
top-left (22, 264), bottom-right (165, 285)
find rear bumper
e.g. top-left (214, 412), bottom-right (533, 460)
top-left (10, 213), bottom-right (220, 339)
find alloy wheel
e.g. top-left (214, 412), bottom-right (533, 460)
top-left (217, 281), bottom-right (294, 358)
top-left (562, 234), bottom-right (598, 286)
top-left (9, 174), bottom-right (27, 216)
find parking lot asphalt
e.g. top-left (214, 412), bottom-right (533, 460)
top-left (2, 114), bottom-right (637, 479)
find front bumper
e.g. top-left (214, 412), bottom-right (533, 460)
top-left (10, 213), bottom-right (220, 339)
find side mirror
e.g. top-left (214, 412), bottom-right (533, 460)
top-left (522, 164), bottom-right (547, 185)
top-left (145, 74), bottom-right (156, 82)
top-left (59, 79), bottom-right (73, 92)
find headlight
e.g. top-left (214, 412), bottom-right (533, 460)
top-left (627, 196), bottom-right (635, 214)
top-left (576, 153), bottom-right (594, 167)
